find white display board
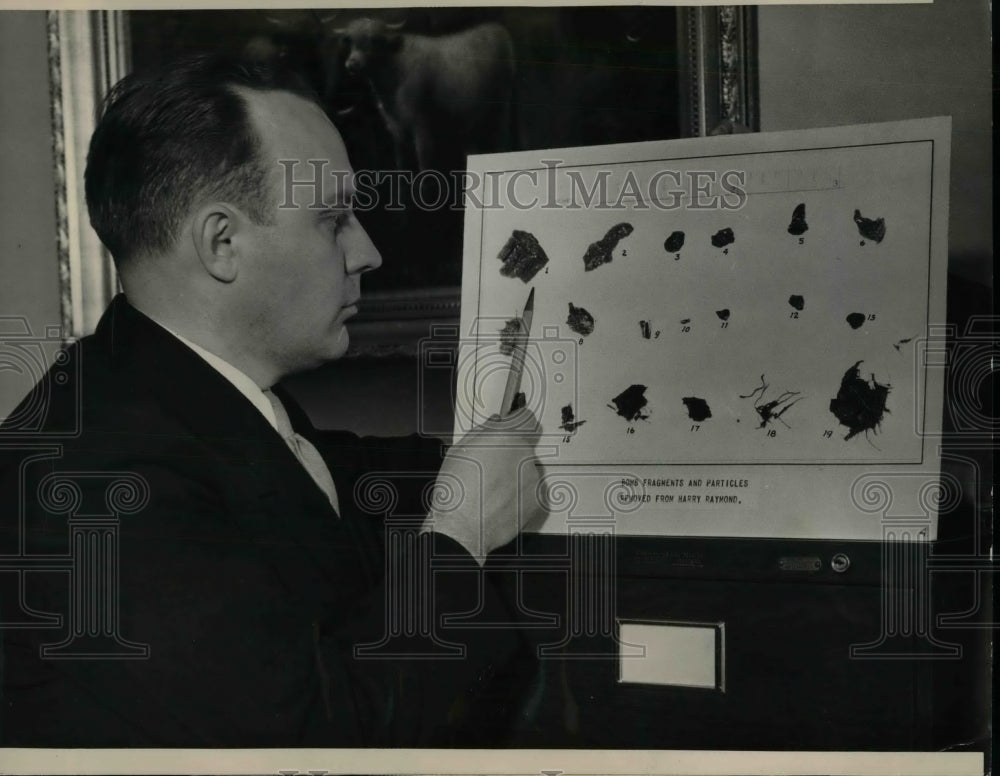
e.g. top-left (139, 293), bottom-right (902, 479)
top-left (458, 118), bottom-right (950, 540)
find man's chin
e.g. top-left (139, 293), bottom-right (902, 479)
top-left (297, 327), bottom-right (350, 372)
top-left (327, 326), bottom-right (350, 360)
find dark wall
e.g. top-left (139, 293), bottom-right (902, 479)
top-left (128, 7), bottom-right (681, 294)
top-left (0, 13), bottom-right (63, 420)
top-left (758, 0), bottom-right (992, 287)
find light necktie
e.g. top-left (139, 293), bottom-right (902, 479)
top-left (263, 389), bottom-right (340, 516)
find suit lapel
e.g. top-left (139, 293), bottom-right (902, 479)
top-left (95, 296), bottom-right (338, 519)
top-left (91, 296), bottom-right (381, 608)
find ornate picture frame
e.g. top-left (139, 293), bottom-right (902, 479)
top-left (47, 10), bottom-right (129, 340)
top-left (48, 7), bottom-right (759, 352)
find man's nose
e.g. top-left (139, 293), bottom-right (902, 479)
top-left (346, 220), bottom-right (382, 274)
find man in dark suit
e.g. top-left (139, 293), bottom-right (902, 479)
top-left (0, 54), bottom-right (541, 746)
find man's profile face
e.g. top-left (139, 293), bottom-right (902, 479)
top-left (238, 88), bottom-right (381, 376)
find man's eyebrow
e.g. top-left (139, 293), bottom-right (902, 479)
top-left (315, 198), bottom-right (355, 222)
top-left (323, 190), bottom-right (355, 209)
top-left (316, 206), bottom-right (347, 222)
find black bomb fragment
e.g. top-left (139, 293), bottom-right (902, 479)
top-left (711, 228), bottom-right (735, 248)
top-left (853, 209), bottom-right (886, 243)
top-left (608, 385), bottom-right (650, 423)
top-left (716, 309), bottom-right (731, 322)
top-left (566, 302), bottom-right (595, 337)
top-left (560, 404), bottom-right (587, 433)
top-left (829, 361), bottom-right (890, 440)
top-left (740, 375), bottom-right (803, 430)
top-left (498, 318), bottom-right (522, 355)
top-left (846, 313), bottom-right (866, 330)
top-left (639, 320), bottom-right (651, 339)
top-left (664, 231), bottom-right (686, 253)
top-left (498, 229), bottom-right (549, 282)
top-left (583, 222), bottom-right (634, 271)
top-left (682, 397), bottom-right (712, 422)
top-left (787, 203), bottom-right (808, 236)
top-left (755, 392), bottom-right (802, 429)
top-left (788, 295), bottom-right (805, 311)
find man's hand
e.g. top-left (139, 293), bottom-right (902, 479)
top-left (424, 407), bottom-right (544, 564)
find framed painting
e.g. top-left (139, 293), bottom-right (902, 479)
top-left (47, 6), bottom-right (759, 354)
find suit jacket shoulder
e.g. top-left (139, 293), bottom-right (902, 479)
top-left (0, 296), bottom-right (525, 747)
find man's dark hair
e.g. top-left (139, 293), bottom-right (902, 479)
top-left (85, 53), bottom-right (320, 266)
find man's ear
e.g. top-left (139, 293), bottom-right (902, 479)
top-left (190, 202), bottom-right (242, 283)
